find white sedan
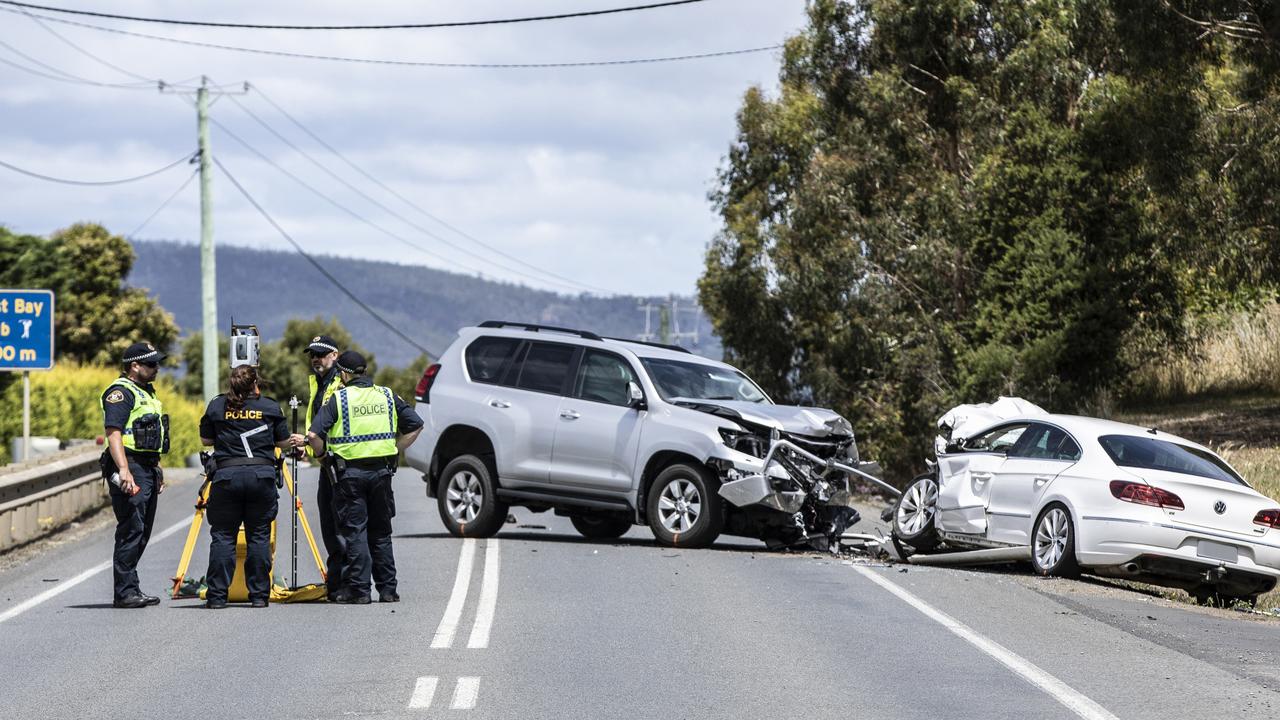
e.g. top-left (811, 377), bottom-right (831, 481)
top-left (892, 409), bottom-right (1280, 603)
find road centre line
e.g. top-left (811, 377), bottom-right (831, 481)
top-left (408, 676), bottom-right (438, 709)
top-left (451, 677), bottom-right (481, 710)
top-left (0, 516), bottom-right (190, 625)
top-left (851, 566), bottom-right (1118, 720)
top-left (431, 538), bottom-right (477, 648)
top-left (467, 540), bottom-right (500, 649)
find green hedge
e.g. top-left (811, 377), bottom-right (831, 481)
top-left (0, 363), bottom-right (205, 464)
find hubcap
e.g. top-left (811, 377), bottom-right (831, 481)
top-left (1034, 508), bottom-right (1070, 570)
top-left (657, 478), bottom-right (701, 534)
top-left (446, 470), bottom-right (483, 523)
top-left (896, 478), bottom-right (938, 535)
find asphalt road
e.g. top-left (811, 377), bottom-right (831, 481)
top-left (4, 466), bottom-right (1280, 719)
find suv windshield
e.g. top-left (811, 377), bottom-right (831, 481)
top-left (1098, 435), bottom-right (1246, 486)
top-left (640, 358), bottom-right (770, 404)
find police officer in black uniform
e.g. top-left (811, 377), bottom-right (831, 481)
top-left (199, 365), bottom-right (305, 608)
top-left (101, 341), bottom-right (168, 609)
top-left (307, 351), bottom-right (423, 604)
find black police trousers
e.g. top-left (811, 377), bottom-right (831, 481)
top-left (108, 457), bottom-right (160, 601)
top-left (334, 463), bottom-right (397, 598)
top-left (205, 466), bottom-right (278, 603)
top-left (316, 469), bottom-right (346, 595)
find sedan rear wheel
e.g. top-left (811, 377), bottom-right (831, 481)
top-left (892, 473), bottom-right (939, 552)
top-left (1031, 504), bottom-right (1080, 577)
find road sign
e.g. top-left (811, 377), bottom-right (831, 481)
top-left (0, 289), bottom-right (54, 371)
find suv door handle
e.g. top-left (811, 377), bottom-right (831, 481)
top-left (559, 410), bottom-right (581, 420)
top-left (489, 400), bottom-right (511, 409)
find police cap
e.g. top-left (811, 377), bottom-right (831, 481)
top-left (304, 335), bottom-right (340, 356)
top-left (336, 350), bottom-right (367, 375)
top-left (122, 341), bottom-right (166, 365)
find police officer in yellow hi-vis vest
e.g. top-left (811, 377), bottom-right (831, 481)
top-left (100, 341), bottom-right (169, 609)
top-left (307, 351), bottom-right (422, 604)
top-left (302, 334), bottom-right (346, 597)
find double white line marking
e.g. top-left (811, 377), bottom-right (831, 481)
top-left (411, 538), bottom-right (500, 711)
top-left (431, 538), bottom-right (501, 649)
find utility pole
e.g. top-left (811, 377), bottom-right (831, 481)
top-left (197, 77), bottom-right (217, 402)
top-left (164, 77), bottom-right (248, 401)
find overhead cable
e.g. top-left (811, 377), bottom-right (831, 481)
top-left (0, 151), bottom-right (195, 185)
top-left (213, 155), bottom-right (435, 357)
top-left (0, 40), bottom-right (159, 89)
top-left (0, 8), bottom-right (782, 69)
top-left (0, 0), bottom-right (706, 30)
top-left (228, 91), bottom-right (608, 295)
top-left (205, 115), bottom-right (495, 278)
top-left (251, 86), bottom-right (616, 295)
top-left (126, 167), bottom-right (198, 237)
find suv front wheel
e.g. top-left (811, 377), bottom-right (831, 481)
top-left (646, 463), bottom-right (723, 548)
top-left (437, 454), bottom-right (509, 538)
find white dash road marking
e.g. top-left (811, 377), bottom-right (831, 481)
top-left (851, 566), bottom-right (1118, 720)
top-left (0, 516), bottom-right (191, 625)
top-left (407, 676), bottom-right (438, 709)
top-left (467, 539), bottom-right (500, 649)
top-left (451, 677), bottom-right (480, 710)
top-left (431, 538), bottom-right (477, 649)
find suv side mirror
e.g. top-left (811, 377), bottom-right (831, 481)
top-left (628, 381), bottom-right (646, 410)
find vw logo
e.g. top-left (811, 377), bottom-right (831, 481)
top-left (1214, 501), bottom-right (1227, 515)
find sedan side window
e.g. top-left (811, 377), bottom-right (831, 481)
top-left (964, 424), bottom-right (1029, 453)
top-left (574, 351), bottom-right (638, 407)
top-left (1012, 424), bottom-right (1082, 461)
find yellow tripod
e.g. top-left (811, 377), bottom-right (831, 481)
top-left (171, 453), bottom-right (326, 601)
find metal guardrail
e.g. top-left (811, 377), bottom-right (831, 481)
top-left (0, 447), bottom-right (104, 552)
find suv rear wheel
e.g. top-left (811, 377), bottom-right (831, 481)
top-left (437, 454), bottom-right (508, 538)
top-left (646, 463), bottom-right (723, 548)
top-left (570, 514), bottom-right (632, 540)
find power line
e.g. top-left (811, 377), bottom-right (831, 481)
top-left (0, 151), bottom-right (195, 185)
top-left (0, 0), bottom-right (706, 30)
top-left (228, 90), bottom-right (610, 295)
top-left (126, 167), bottom-right (198, 237)
top-left (0, 8), bottom-right (782, 69)
top-left (251, 86), bottom-right (617, 295)
top-left (213, 155), bottom-right (435, 357)
top-left (0, 40), bottom-right (158, 89)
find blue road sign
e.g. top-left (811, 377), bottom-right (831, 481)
top-left (0, 289), bottom-right (54, 371)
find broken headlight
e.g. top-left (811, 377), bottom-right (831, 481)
top-left (719, 427), bottom-right (768, 458)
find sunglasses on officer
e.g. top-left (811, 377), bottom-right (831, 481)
top-left (137, 360), bottom-right (159, 369)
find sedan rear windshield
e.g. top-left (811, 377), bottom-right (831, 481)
top-left (1097, 435), bottom-right (1246, 486)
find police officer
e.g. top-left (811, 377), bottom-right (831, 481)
top-left (302, 334), bottom-right (346, 598)
top-left (101, 341), bottom-right (169, 609)
top-left (199, 365), bottom-right (305, 609)
top-left (307, 351), bottom-right (422, 604)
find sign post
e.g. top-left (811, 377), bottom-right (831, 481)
top-left (0, 290), bottom-right (55, 461)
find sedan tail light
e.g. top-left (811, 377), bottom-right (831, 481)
top-left (414, 363), bottom-right (441, 403)
top-left (1254, 509), bottom-right (1280, 529)
top-left (1109, 480), bottom-right (1185, 510)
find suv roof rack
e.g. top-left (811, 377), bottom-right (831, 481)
top-left (478, 320), bottom-right (602, 341)
top-left (602, 336), bottom-right (692, 354)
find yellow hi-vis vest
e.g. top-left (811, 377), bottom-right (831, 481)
top-left (100, 377), bottom-right (166, 454)
top-left (327, 385), bottom-right (398, 460)
top-left (305, 371), bottom-right (343, 458)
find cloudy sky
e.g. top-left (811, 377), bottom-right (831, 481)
top-left (0, 0), bottom-right (808, 297)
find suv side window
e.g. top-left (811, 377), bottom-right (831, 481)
top-left (964, 423), bottom-right (1029, 453)
top-left (574, 351), bottom-right (638, 407)
top-left (464, 336), bottom-right (521, 385)
top-left (515, 342), bottom-right (578, 395)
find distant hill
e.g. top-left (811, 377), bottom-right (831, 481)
top-left (127, 240), bottom-right (721, 368)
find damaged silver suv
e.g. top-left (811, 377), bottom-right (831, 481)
top-left (406, 321), bottom-right (889, 549)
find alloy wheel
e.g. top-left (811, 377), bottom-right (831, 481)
top-left (897, 478), bottom-right (938, 535)
top-left (1034, 507), bottom-right (1070, 570)
top-left (657, 478), bottom-right (701, 534)
top-left (446, 470), bottom-right (483, 523)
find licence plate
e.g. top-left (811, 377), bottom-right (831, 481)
top-left (1197, 540), bottom-right (1239, 564)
